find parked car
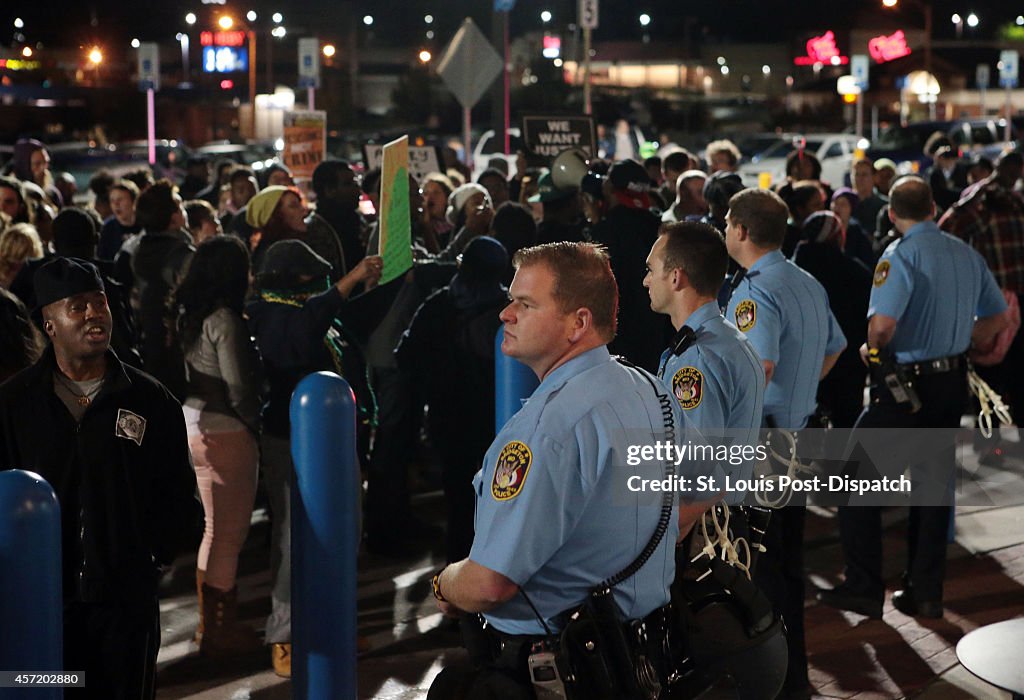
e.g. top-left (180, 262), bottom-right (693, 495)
top-left (867, 118), bottom-right (1022, 173)
top-left (737, 133), bottom-right (863, 188)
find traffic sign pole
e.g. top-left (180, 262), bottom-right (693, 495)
top-left (579, 0), bottom-right (598, 116)
top-left (1000, 50), bottom-right (1019, 141)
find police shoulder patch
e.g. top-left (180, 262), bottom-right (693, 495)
top-left (672, 366), bottom-right (703, 410)
top-left (873, 260), bottom-right (891, 287)
top-left (734, 299), bottom-right (757, 332)
top-left (491, 441), bottom-right (533, 501)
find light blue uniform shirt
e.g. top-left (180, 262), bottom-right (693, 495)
top-left (657, 301), bottom-right (765, 494)
top-left (726, 250), bottom-right (847, 430)
top-left (471, 346), bottom-right (680, 636)
top-left (869, 221), bottom-right (1006, 363)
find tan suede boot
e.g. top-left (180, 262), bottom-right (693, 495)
top-left (271, 643), bottom-right (291, 678)
top-left (193, 569), bottom-right (205, 645)
top-left (200, 583), bottom-right (263, 657)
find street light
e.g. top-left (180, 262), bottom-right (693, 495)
top-left (540, 10), bottom-right (552, 24)
top-left (130, 38), bottom-right (140, 49)
top-left (21, 46), bottom-right (32, 58)
top-left (363, 15), bottom-right (374, 26)
top-left (185, 12), bottom-right (196, 25)
top-left (272, 13), bottom-right (283, 24)
top-left (639, 13), bottom-right (651, 27)
top-left (13, 18), bottom-right (24, 29)
top-left (419, 50), bottom-right (432, 63)
top-left (247, 11), bottom-right (258, 22)
top-left (966, 12), bottom-right (979, 28)
top-left (88, 47), bottom-right (102, 65)
top-left (424, 14), bottom-right (434, 24)
top-left (952, 13), bottom-right (963, 39)
top-left (217, 14), bottom-right (257, 138)
top-left (323, 44), bottom-right (336, 58)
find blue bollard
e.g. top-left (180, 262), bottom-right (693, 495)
top-left (0, 470), bottom-right (62, 700)
top-left (290, 372), bottom-right (360, 700)
top-left (495, 327), bottom-right (540, 433)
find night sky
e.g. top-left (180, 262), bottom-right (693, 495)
top-left (3, 0), bottom-right (1017, 51)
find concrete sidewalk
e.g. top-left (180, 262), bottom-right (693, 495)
top-left (154, 454), bottom-right (1024, 699)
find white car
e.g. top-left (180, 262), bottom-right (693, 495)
top-left (473, 128), bottom-right (522, 178)
top-left (738, 134), bottom-right (865, 189)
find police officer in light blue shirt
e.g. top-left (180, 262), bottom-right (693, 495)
top-left (820, 176), bottom-right (1007, 624)
top-left (429, 243), bottom-right (682, 695)
top-left (645, 221), bottom-right (764, 503)
top-left (722, 187), bottom-right (846, 698)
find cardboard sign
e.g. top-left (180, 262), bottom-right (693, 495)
top-left (522, 116), bottom-right (596, 159)
top-left (282, 110), bottom-right (326, 179)
top-left (363, 144), bottom-right (443, 184)
top-left (378, 136), bottom-right (414, 285)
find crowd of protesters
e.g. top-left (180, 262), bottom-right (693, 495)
top-left (0, 127), bottom-right (1021, 697)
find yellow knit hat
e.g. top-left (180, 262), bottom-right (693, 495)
top-left (246, 186), bottom-right (291, 229)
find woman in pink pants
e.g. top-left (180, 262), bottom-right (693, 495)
top-left (174, 235), bottom-right (263, 656)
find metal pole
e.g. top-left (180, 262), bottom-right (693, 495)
top-left (980, 85), bottom-right (986, 118)
top-left (308, 86), bottom-right (315, 110)
top-left (266, 28), bottom-right (274, 93)
top-left (1006, 86), bottom-right (1013, 142)
top-left (464, 106), bottom-right (472, 169)
top-left (504, 11), bottom-right (511, 155)
top-left (871, 105), bottom-right (879, 141)
top-left (0, 470), bottom-right (62, 700)
top-left (147, 87), bottom-right (156, 165)
top-left (290, 372), bottom-right (360, 700)
top-left (584, 27), bottom-right (592, 115)
top-left (249, 29), bottom-right (257, 139)
top-left (855, 96), bottom-right (863, 139)
top-left (494, 327), bottom-right (539, 432)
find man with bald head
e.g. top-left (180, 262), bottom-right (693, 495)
top-left (0, 257), bottom-right (199, 699)
top-left (820, 176), bottom-right (1007, 621)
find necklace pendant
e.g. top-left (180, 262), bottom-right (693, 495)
top-left (78, 396), bottom-right (91, 407)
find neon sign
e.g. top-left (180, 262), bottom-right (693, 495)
top-left (793, 30), bottom-right (849, 66)
top-left (199, 31), bottom-right (246, 47)
top-left (869, 30), bottom-right (911, 63)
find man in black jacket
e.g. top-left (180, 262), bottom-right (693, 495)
top-left (0, 257), bottom-right (200, 699)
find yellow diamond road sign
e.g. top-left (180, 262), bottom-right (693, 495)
top-left (436, 18), bottom-right (504, 109)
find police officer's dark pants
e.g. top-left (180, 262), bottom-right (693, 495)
top-left (838, 368), bottom-right (966, 603)
top-left (974, 291), bottom-right (1024, 446)
top-left (63, 597), bottom-right (159, 699)
top-left (365, 366), bottom-right (414, 549)
top-left (753, 503), bottom-right (808, 690)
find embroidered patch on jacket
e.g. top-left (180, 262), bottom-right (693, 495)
top-left (491, 441), bottom-right (533, 501)
top-left (672, 367), bottom-right (704, 410)
top-left (734, 299), bottom-right (757, 332)
top-left (873, 260), bottom-right (891, 287)
top-left (115, 409), bottom-right (147, 446)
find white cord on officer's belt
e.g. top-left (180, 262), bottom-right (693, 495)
top-left (753, 425), bottom-right (815, 507)
top-left (692, 504), bottom-right (753, 581)
top-left (968, 368), bottom-right (1013, 438)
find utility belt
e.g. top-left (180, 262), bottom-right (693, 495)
top-left (868, 348), bottom-right (965, 413)
top-left (467, 599), bottom-right (674, 700)
top-left (898, 354), bottom-right (963, 377)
